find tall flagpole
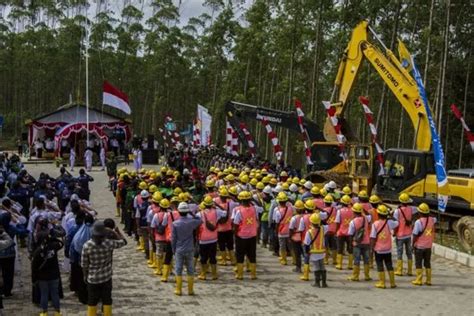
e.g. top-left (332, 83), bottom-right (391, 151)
top-left (84, 21), bottom-right (90, 148)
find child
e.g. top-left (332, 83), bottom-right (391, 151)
top-left (412, 203), bottom-right (436, 286)
top-left (303, 212), bottom-right (328, 288)
top-left (370, 205), bottom-right (399, 289)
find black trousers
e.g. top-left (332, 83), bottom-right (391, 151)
top-left (235, 236), bottom-right (256, 264)
top-left (414, 247), bottom-right (432, 269)
top-left (218, 231), bottom-right (234, 251)
top-left (88, 279), bottom-right (112, 306)
top-left (291, 240), bottom-right (302, 268)
top-left (337, 235), bottom-right (353, 254)
top-left (0, 256), bottom-right (15, 295)
top-left (199, 242), bottom-right (217, 264)
top-left (375, 252), bottom-right (394, 272)
top-left (163, 242), bottom-right (173, 265)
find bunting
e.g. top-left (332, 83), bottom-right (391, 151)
top-left (294, 99), bottom-right (313, 165)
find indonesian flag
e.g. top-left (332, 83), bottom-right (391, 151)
top-left (103, 81), bottom-right (131, 114)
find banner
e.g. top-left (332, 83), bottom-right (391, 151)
top-left (197, 104), bottom-right (212, 146)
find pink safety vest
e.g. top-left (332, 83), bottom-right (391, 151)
top-left (336, 207), bottom-right (353, 237)
top-left (165, 210), bottom-right (180, 242)
top-left (351, 216), bottom-right (370, 246)
top-left (301, 213), bottom-right (311, 241)
top-left (361, 202), bottom-right (372, 212)
top-left (236, 206), bottom-right (258, 238)
top-left (199, 209), bottom-right (218, 242)
top-left (324, 206), bottom-right (337, 234)
top-left (414, 217), bottom-right (435, 249)
top-left (313, 198), bottom-right (325, 210)
top-left (290, 215), bottom-right (303, 242)
top-left (153, 211), bottom-right (167, 242)
top-left (373, 220), bottom-right (392, 253)
top-left (396, 206), bottom-right (413, 238)
top-left (277, 206), bottom-right (292, 236)
top-left (214, 197), bottom-right (232, 232)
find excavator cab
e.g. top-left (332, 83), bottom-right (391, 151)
top-left (349, 144), bottom-right (374, 193)
top-left (375, 149), bottom-right (435, 201)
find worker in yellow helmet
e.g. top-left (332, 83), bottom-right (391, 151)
top-left (134, 190), bottom-right (151, 256)
top-left (146, 192), bottom-right (162, 269)
top-left (370, 205), bottom-right (399, 289)
top-left (272, 192), bottom-right (293, 265)
top-left (367, 194), bottom-right (381, 268)
top-left (289, 200), bottom-right (305, 273)
top-left (347, 203), bottom-right (372, 282)
top-left (150, 197), bottom-right (169, 277)
top-left (393, 193), bottom-right (415, 277)
top-left (321, 194), bottom-right (337, 265)
top-left (214, 187), bottom-right (236, 266)
top-left (335, 195), bottom-right (354, 270)
top-left (303, 213), bottom-right (329, 288)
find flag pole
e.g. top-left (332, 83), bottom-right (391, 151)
top-left (84, 18), bottom-right (90, 149)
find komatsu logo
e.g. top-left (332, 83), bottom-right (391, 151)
top-left (375, 58), bottom-right (400, 88)
top-left (256, 113), bottom-right (282, 123)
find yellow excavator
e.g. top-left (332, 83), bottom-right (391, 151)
top-left (321, 20), bottom-right (474, 251)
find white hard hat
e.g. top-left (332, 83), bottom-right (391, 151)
top-left (183, 168), bottom-right (190, 175)
top-left (304, 181), bottom-right (313, 190)
top-left (140, 190), bottom-right (150, 198)
top-left (263, 185), bottom-right (272, 194)
top-left (328, 181), bottom-right (337, 189)
top-left (178, 202), bottom-right (190, 213)
top-left (289, 183), bottom-right (299, 193)
top-left (272, 185), bottom-right (282, 193)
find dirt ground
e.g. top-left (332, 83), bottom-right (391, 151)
top-left (3, 162), bottom-right (474, 315)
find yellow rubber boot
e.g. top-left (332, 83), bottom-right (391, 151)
top-left (407, 259), bottom-right (413, 276)
top-left (198, 264), bottom-right (208, 280)
top-left (235, 263), bottom-right (244, 280)
top-left (425, 268), bottom-right (432, 286)
top-left (250, 263), bottom-right (257, 280)
top-left (347, 254), bottom-right (354, 270)
top-left (210, 264), bottom-right (218, 280)
top-left (347, 265), bottom-right (360, 281)
top-left (225, 250), bottom-right (232, 261)
top-left (279, 250), bottom-right (287, 265)
top-left (87, 306), bottom-right (97, 316)
top-left (187, 276), bottom-right (195, 295)
top-left (375, 271), bottom-right (386, 289)
top-left (161, 264), bottom-right (170, 282)
top-left (154, 256), bottom-right (163, 275)
top-left (411, 268), bottom-right (423, 286)
top-left (136, 236), bottom-right (144, 251)
top-left (54, 312), bottom-right (63, 316)
top-left (229, 251), bottom-right (237, 265)
top-left (39, 313), bottom-right (48, 316)
top-left (394, 260), bottom-right (403, 276)
top-left (174, 276), bottom-right (183, 295)
top-left (147, 250), bottom-right (154, 266)
top-left (115, 207), bottom-right (120, 217)
top-left (364, 264), bottom-right (372, 281)
top-left (335, 254), bottom-right (343, 270)
top-left (389, 270), bottom-right (397, 288)
top-left (246, 260), bottom-right (251, 272)
top-left (217, 251), bottom-right (226, 266)
top-left (291, 251), bottom-right (297, 265)
top-left (300, 264), bottom-right (310, 281)
top-left (103, 305), bottom-right (112, 316)
top-left (324, 249), bottom-right (329, 264)
top-left (332, 250), bottom-right (337, 266)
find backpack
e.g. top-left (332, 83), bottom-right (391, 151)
top-left (204, 212), bottom-right (217, 231)
top-left (354, 217), bottom-right (366, 244)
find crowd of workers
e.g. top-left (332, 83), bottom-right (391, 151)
top-left (0, 148), bottom-right (438, 315)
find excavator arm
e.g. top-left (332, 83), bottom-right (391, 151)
top-left (330, 20), bottom-right (431, 151)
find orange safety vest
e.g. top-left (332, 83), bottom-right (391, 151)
top-left (199, 209), bottom-right (218, 243)
top-left (351, 216), bottom-right (370, 246)
top-left (236, 206), bottom-right (258, 238)
top-left (373, 220), bottom-right (392, 253)
top-left (290, 214), bottom-right (303, 242)
top-left (301, 213), bottom-right (311, 242)
top-left (324, 206), bottom-right (337, 234)
top-left (313, 198), bottom-right (325, 210)
top-left (414, 217), bottom-right (435, 249)
top-left (396, 206), bottom-right (413, 238)
top-left (308, 227), bottom-right (325, 254)
top-left (153, 211), bottom-right (167, 242)
top-left (214, 197), bottom-right (232, 232)
top-left (165, 210), bottom-right (180, 242)
top-left (277, 206), bottom-right (293, 237)
top-left (336, 207), bottom-right (353, 237)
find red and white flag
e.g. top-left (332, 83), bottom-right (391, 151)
top-left (294, 99), bottom-right (313, 165)
top-left (262, 118), bottom-right (283, 161)
top-left (359, 96), bottom-right (385, 175)
top-left (322, 100), bottom-right (348, 163)
top-left (239, 122), bottom-right (256, 156)
top-left (451, 104), bottom-right (474, 152)
top-left (226, 120), bottom-right (233, 154)
top-left (103, 81), bottom-right (131, 114)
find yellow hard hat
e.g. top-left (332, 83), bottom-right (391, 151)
top-left (199, 202), bottom-right (206, 210)
top-left (223, 168), bottom-right (230, 175)
top-left (304, 199), bottom-right (315, 210)
top-left (173, 170), bottom-right (180, 178)
top-left (173, 187), bottom-right (183, 196)
top-left (310, 213), bottom-right (321, 225)
top-left (219, 186), bottom-right (229, 197)
top-left (203, 195), bottom-right (214, 207)
top-left (270, 178), bottom-right (278, 185)
top-left (139, 167), bottom-right (146, 174)
top-left (292, 177), bottom-right (300, 184)
top-left (171, 196), bottom-right (181, 204)
top-left (214, 168), bottom-right (221, 174)
top-left (149, 185), bottom-right (158, 193)
top-left (342, 186), bottom-right (352, 195)
top-left (130, 171), bottom-right (137, 178)
top-left (159, 198), bottom-right (170, 209)
top-left (352, 203), bottom-right (363, 213)
top-left (217, 172), bottom-right (224, 178)
top-left (178, 192), bottom-right (188, 202)
top-left (261, 168), bottom-right (268, 175)
top-left (399, 193), bottom-right (412, 204)
top-left (229, 186), bottom-right (238, 196)
top-left (294, 200), bottom-right (305, 210)
top-left (376, 204), bottom-right (389, 216)
top-left (206, 180), bottom-right (215, 188)
top-left (418, 203), bottom-right (430, 214)
top-left (340, 194), bottom-right (352, 205)
top-left (256, 182), bottom-right (265, 190)
top-left (276, 191), bottom-right (288, 202)
top-left (299, 179), bottom-right (306, 186)
top-left (323, 194), bottom-right (334, 204)
top-left (152, 191), bottom-right (163, 203)
top-left (369, 195), bottom-right (381, 204)
top-left (118, 167), bottom-right (126, 174)
top-left (166, 170), bottom-right (174, 176)
top-left (255, 173), bottom-right (262, 180)
top-left (209, 166), bottom-right (216, 173)
top-left (240, 175), bottom-right (250, 184)
top-left (310, 186), bottom-right (321, 195)
top-left (160, 166), bottom-right (168, 173)
top-left (280, 171), bottom-right (288, 177)
top-left (358, 190), bottom-right (369, 199)
top-left (250, 178), bottom-right (258, 186)
top-left (238, 191), bottom-right (252, 200)
top-left (320, 188), bottom-right (327, 197)
top-left (139, 181), bottom-right (148, 190)
top-left (262, 176), bottom-right (270, 184)
top-left (225, 174), bottom-right (235, 182)
top-left (232, 168), bottom-right (239, 175)
top-left (281, 182), bottom-right (289, 191)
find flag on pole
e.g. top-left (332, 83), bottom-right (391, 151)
top-left (225, 120), bottom-right (233, 154)
top-left (158, 128), bottom-right (168, 148)
top-left (231, 130), bottom-right (239, 156)
top-left (359, 96), bottom-right (385, 175)
top-left (322, 100), bottom-right (348, 163)
top-left (239, 122), bottom-right (256, 156)
top-left (197, 105), bottom-right (212, 146)
top-left (410, 54), bottom-right (449, 212)
top-left (103, 81), bottom-right (131, 114)
top-left (294, 99), bottom-right (313, 165)
top-left (262, 118), bottom-right (283, 161)
top-left (193, 119), bottom-right (201, 147)
top-left (450, 104), bottom-right (474, 152)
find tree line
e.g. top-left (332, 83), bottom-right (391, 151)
top-left (0, 0), bottom-right (472, 169)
